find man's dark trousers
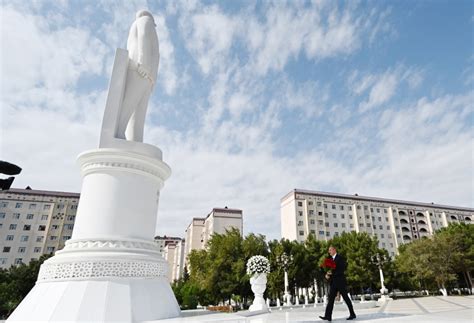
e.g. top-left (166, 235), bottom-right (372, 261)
top-left (324, 255), bottom-right (356, 319)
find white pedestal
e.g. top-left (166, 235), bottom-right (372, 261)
top-left (8, 148), bottom-right (180, 321)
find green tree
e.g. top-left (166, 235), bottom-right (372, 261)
top-left (0, 254), bottom-right (52, 318)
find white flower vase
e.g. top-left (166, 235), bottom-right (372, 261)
top-left (249, 273), bottom-right (268, 312)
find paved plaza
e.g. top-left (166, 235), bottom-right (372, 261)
top-left (154, 296), bottom-right (474, 323)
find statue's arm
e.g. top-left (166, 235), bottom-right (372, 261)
top-left (136, 18), bottom-right (155, 68)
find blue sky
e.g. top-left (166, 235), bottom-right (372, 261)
top-left (1, 0), bottom-right (473, 240)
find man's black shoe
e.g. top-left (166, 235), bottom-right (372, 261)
top-left (319, 316), bottom-right (332, 321)
top-left (347, 315), bottom-right (356, 320)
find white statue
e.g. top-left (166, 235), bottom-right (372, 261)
top-left (116, 10), bottom-right (159, 142)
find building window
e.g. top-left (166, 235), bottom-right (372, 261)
top-left (46, 247), bottom-right (55, 253)
top-left (325, 213), bottom-right (329, 218)
top-left (319, 231), bottom-right (324, 235)
top-left (1, 202), bottom-right (8, 208)
top-left (3, 247), bottom-right (10, 253)
top-left (299, 231), bottom-right (304, 236)
top-left (384, 209), bottom-right (387, 213)
top-left (62, 236), bottom-right (71, 241)
top-left (340, 206), bottom-right (344, 210)
top-left (15, 203), bottom-right (22, 208)
top-left (390, 243), bottom-right (394, 248)
top-left (310, 230), bottom-right (316, 234)
top-left (298, 221), bottom-right (303, 226)
top-left (379, 225), bottom-right (383, 229)
top-left (9, 224), bottom-right (17, 230)
top-left (26, 214), bottom-right (34, 220)
top-left (325, 223), bottom-right (329, 227)
top-left (366, 223), bottom-right (371, 227)
top-left (43, 204), bottom-right (51, 210)
top-left (12, 213), bottom-right (20, 219)
top-left (364, 206), bottom-right (368, 210)
top-left (20, 235), bottom-right (28, 242)
top-left (332, 205), bottom-right (336, 209)
top-left (342, 223), bottom-right (346, 228)
top-left (34, 247), bottom-right (41, 253)
top-left (0, 212), bottom-right (5, 219)
top-left (309, 210), bottom-right (314, 215)
top-left (41, 215), bottom-right (48, 221)
top-left (334, 223), bottom-right (338, 227)
top-left (0, 258), bottom-right (7, 265)
top-left (324, 204), bottom-right (328, 208)
top-left (6, 235), bottom-right (14, 241)
top-left (357, 205), bottom-right (361, 209)
top-left (334, 232), bottom-right (339, 236)
top-left (348, 206), bottom-right (352, 210)
top-left (387, 225), bottom-right (390, 230)
top-left (333, 214), bottom-right (337, 218)
top-left (349, 214), bottom-right (353, 219)
top-left (14, 258), bottom-right (23, 265)
top-left (381, 234), bottom-right (384, 238)
top-left (318, 220), bottom-right (323, 225)
top-left (50, 236), bottom-right (57, 241)
top-left (382, 242), bottom-right (386, 247)
top-left (310, 219), bottom-right (315, 224)
top-left (326, 232), bottom-right (330, 237)
top-left (38, 225), bottom-right (46, 231)
top-left (36, 236), bottom-right (43, 242)
top-left (350, 224), bottom-right (354, 228)
top-left (341, 214), bottom-right (345, 219)
top-left (18, 247), bottom-right (26, 253)
top-left (23, 225), bottom-right (31, 231)
top-left (308, 201), bottom-right (313, 206)
top-left (29, 204), bottom-right (37, 209)
top-left (317, 202), bottom-right (322, 206)
top-left (64, 224), bottom-right (74, 230)
top-left (67, 215), bottom-right (75, 221)
top-left (378, 217), bottom-right (382, 222)
top-left (297, 201), bottom-right (303, 207)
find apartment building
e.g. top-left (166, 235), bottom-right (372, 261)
top-left (281, 189), bottom-right (473, 256)
top-left (0, 188), bottom-right (80, 268)
top-left (183, 207), bottom-right (243, 269)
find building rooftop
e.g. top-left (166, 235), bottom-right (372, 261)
top-left (282, 188), bottom-right (474, 212)
top-left (1, 187), bottom-right (80, 198)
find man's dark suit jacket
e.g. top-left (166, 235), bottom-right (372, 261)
top-left (331, 254), bottom-right (348, 288)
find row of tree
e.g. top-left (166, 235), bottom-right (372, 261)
top-left (172, 223), bottom-right (473, 309)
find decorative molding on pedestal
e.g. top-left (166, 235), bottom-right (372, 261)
top-left (38, 258), bottom-right (168, 282)
top-left (78, 149), bottom-right (171, 183)
top-left (59, 238), bottom-right (161, 254)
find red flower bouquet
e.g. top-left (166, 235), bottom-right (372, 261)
top-left (320, 257), bottom-right (336, 281)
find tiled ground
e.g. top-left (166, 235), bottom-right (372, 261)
top-left (151, 296), bottom-right (474, 323)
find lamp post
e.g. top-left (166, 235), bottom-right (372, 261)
top-left (278, 253), bottom-right (293, 306)
top-left (373, 254), bottom-right (392, 303)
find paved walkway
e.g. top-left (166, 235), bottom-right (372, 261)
top-left (152, 296), bottom-right (474, 323)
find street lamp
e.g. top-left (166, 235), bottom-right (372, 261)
top-left (373, 254), bottom-right (392, 303)
top-left (278, 252), bottom-right (293, 306)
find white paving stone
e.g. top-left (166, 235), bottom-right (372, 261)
top-left (151, 296), bottom-right (474, 323)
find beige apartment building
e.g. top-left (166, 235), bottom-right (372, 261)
top-left (183, 207), bottom-right (243, 268)
top-left (154, 235), bottom-right (185, 282)
top-left (281, 189), bottom-right (473, 256)
top-left (0, 188), bottom-right (79, 268)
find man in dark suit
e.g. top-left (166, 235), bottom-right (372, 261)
top-left (320, 246), bottom-right (356, 321)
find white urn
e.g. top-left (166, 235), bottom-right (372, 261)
top-left (249, 273), bottom-right (268, 312)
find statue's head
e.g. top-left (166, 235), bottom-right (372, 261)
top-left (136, 10), bottom-right (156, 25)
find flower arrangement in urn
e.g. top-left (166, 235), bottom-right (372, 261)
top-left (246, 255), bottom-right (270, 312)
top-left (246, 255), bottom-right (271, 276)
top-left (320, 257), bottom-right (336, 281)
